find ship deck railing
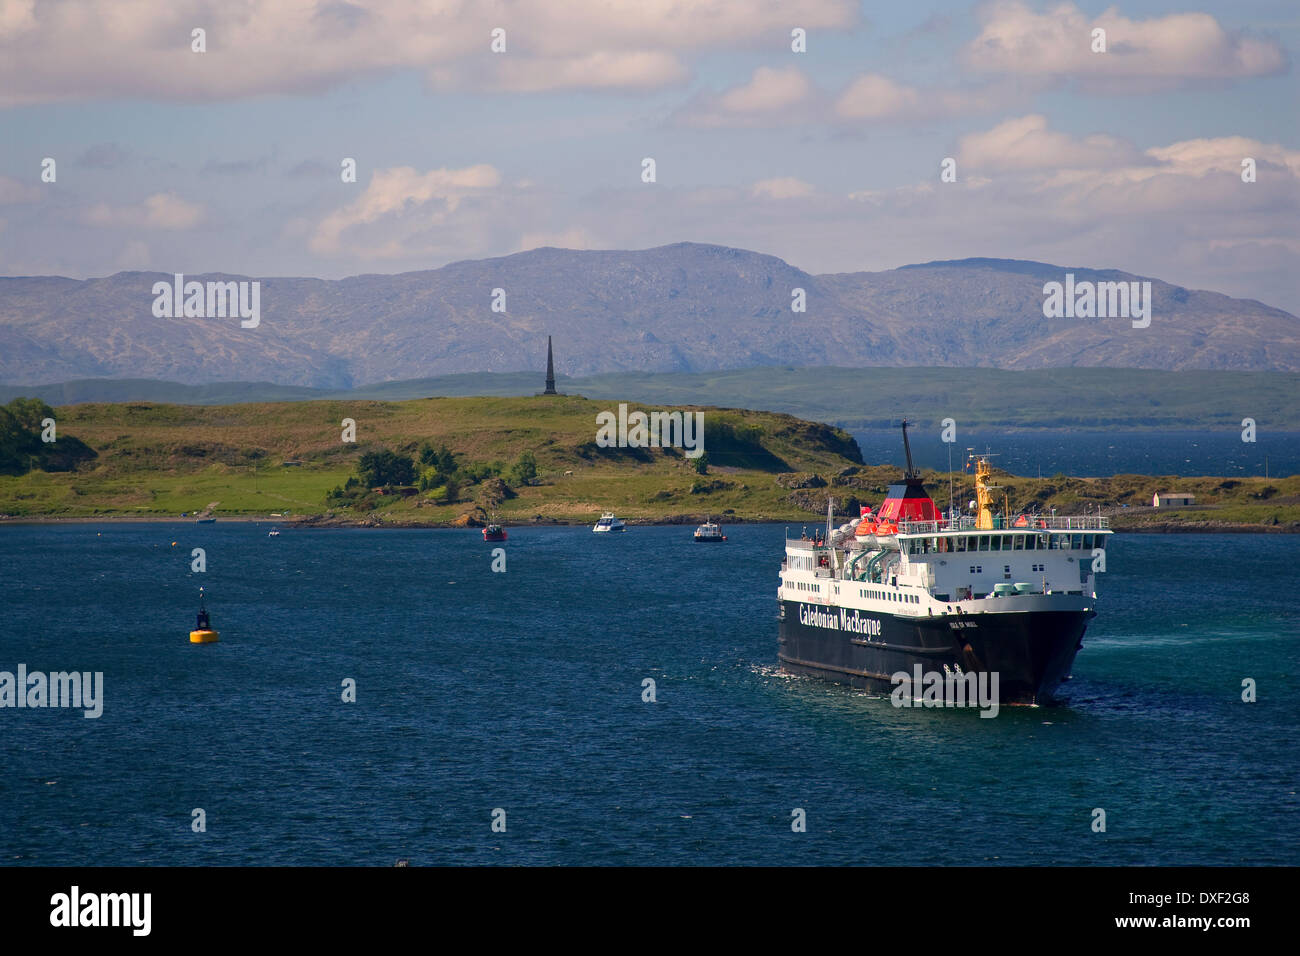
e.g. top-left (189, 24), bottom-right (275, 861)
top-left (784, 534), bottom-right (830, 546)
top-left (896, 515), bottom-right (1109, 534)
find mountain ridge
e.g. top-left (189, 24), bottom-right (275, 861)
top-left (1, 243), bottom-right (1296, 387)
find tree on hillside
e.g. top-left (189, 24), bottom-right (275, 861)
top-left (357, 449), bottom-right (415, 487)
top-left (434, 445), bottom-right (456, 473)
top-left (0, 397), bottom-right (96, 475)
top-left (509, 450), bottom-right (537, 486)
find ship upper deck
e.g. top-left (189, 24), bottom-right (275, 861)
top-left (895, 515), bottom-right (1110, 535)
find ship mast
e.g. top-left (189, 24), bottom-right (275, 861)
top-left (974, 455), bottom-right (997, 530)
top-left (898, 418), bottom-right (929, 499)
top-left (901, 419), bottom-right (918, 480)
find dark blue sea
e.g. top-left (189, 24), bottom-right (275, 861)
top-left (852, 429), bottom-right (1300, 478)
top-left (1, 523), bottom-right (1296, 866)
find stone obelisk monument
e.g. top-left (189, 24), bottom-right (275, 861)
top-left (543, 336), bottom-right (558, 395)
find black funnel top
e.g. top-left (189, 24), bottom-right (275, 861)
top-left (900, 419), bottom-right (921, 484)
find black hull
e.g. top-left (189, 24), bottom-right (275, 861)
top-left (777, 599), bottom-right (1093, 706)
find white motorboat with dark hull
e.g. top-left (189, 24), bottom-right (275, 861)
top-left (593, 513), bottom-right (626, 533)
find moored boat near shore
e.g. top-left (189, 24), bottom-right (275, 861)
top-left (593, 513), bottom-right (626, 533)
top-left (693, 519), bottom-right (726, 542)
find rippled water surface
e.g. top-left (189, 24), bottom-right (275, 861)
top-left (1, 523), bottom-right (1295, 865)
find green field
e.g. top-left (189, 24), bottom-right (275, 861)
top-left (3, 366), bottom-right (1298, 431)
top-left (0, 396), bottom-right (859, 524)
top-left (1, 394), bottom-right (1297, 530)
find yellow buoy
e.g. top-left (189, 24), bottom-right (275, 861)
top-left (190, 587), bottom-right (218, 643)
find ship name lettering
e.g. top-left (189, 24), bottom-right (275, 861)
top-left (839, 608), bottom-right (881, 637)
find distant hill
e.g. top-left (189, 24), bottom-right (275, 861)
top-left (1, 244), bottom-right (1297, 388)
top-left (3, 367), bottom-right (1298, 431)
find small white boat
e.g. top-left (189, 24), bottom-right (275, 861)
top-left (693, 519), bottom-right (726, 542)
top-left (268, 529), bottom-right (280, 537)
top-left (592, 513), bottom-right (626, 533)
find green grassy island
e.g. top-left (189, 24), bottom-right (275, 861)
top-left (0, 394), bottom-right (1297, 531)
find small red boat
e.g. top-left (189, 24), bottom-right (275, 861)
top-left (482, 523), bottom-right (507, 542)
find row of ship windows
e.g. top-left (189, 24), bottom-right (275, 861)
top-left (907, 534), bottom-right (1105, 555)
top-left (858, 588), bottom-right (919, 604)
top-left (795, 581), bottom-right (821, 593)
top-left (967, 564), bottom-right (1047, 573)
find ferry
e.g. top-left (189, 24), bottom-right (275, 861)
top-left (693, 519), bottom-right (727, 542)
top-left (593, 513), bottom-right (626, 533)
top-left (777, 422), bottom-right (1111, 706)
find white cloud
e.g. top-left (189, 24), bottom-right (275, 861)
top-left (721, 66), bottom-right (814, 113)
top-left (673, 66), bottom-right (817, 128)
top-left (441, 50), bottom-right (688, 93)
top-left (0, 0), bottom-right (858, 106)
top-left (0, 174), bottom-right (41, 204)
top-left (833, 73), bottom-right (1012, 122)
top-left (676, 67), bottom-right (1018, 128)
top-left (956, 115), bottom-right (1300, 193)
top-left (957, 114), bottom-right (1146, 170)
top-left (1146, 137), bottom-right (1300, 179)
top-left (310, 163), bottom-right (502, 257)
top-left (83, 192), bottom-right (205, 229)
top-left (750, 177), bottom-right (814, 199)
top-left (0, 0), bottom-right (36, 37)
top-left (833, 74), bottom-right (923, 120)
top-left (964, 0), bottom-right (1287, 89)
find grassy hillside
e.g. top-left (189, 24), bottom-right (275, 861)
top-left (0, 395), bottom-right (863, 523)
top-left (3, 366), bottom-right (1297, 430)
top-left (1, 393), bottom-right (1296, 529)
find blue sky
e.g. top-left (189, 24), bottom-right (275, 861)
top-left (0, 0), bottom-right (1296, 311)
